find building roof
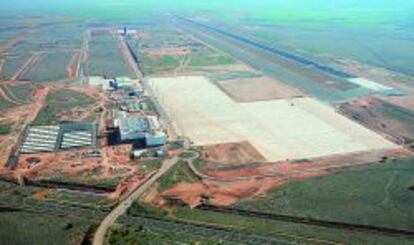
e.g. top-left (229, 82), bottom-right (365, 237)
top-left (119, 117), bottom-right (150, 134)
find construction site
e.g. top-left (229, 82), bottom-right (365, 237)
top-left (0, 26), bottom-right (173, 202)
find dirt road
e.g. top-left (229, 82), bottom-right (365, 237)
top-left (92, 156), bottom-right (180, 245)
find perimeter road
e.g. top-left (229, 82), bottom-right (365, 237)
top-left (92, 156), bottom-right (180, 245)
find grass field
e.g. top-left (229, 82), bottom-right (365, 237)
top-left (157, 161), bottom-right (198, 192)
top-left (0, 122), bottom-right (12, 135)
top-left (141, 54), bottom-right (181, 74)
top-left (188, 50), bottom-right (234, 67)
top-left (140, 159), bottom-right (163, 172)
top-left (235, 157), bottom-right (414, 230)
top-left (32, 89), bottom-right (95, 125)
top-left (0, 211), bottom-right (91, 245)
top-left (19, 52), bottom-right (73, 82)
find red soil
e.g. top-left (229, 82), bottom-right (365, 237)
top-left (155, 148), bottom-right (411, 208)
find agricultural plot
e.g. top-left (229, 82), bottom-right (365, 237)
top-left (18, 52), bottom-right (74, 82)
top-left (148, 76), bottom-right (398, 162)
top-left (87, 33), bottom-right (135, 78)
top-left (0, 54), bottom-right (31, 80)
top-left (235, 157), bottom-right (414, 231)
top-left (32, 89), bottom-right (95, 125)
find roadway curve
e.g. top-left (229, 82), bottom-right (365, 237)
top-left (92, 156), bottom-right (180, 245)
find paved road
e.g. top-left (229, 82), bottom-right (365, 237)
top-left (92, 156), bottom-right (180, 245)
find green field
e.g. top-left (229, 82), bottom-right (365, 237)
top-left (32, 89), bottom-right (95, 125)
top-left (157, 161), bottom-right (198, 192)
top-left (235, 157), bottom-right (414, 230)
top-left (0, 211), bottom-right (91, 245)
top-left (141, 54), bottom-right (181, 74)
top-left (188, 50), bottom-right (234, 67)
top-left (0, 122), bottom-right (12, 135)
top-left (19, 52), bottom-right (74, 82)
top-left (140, 159), bottom-right (163, 172)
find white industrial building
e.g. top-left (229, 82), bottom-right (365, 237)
top-left (114, 113), bottom-right (167, 147)
top-left (19, 122), bottom-right (97, 154)
top-left (20, 126), bottom-right (60, 153)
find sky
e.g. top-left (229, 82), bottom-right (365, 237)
top-left (1, 0), bottom-right (413, 27)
